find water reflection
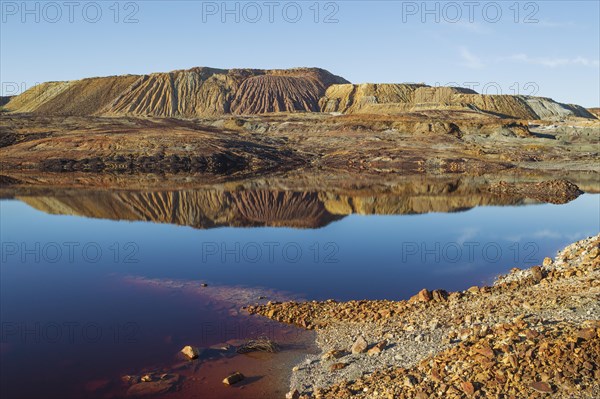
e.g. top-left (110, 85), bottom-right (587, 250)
top-left (0, 178), bottom-right (597, 399)
top-left (6, 182), bottom-right (556, 229)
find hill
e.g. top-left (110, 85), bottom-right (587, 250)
top-left (320, 83), bottom-right (596, 120)
top-left (4, 67), bottom-right (348, 117)
top-left (3, 67), bottom-right (595, 120)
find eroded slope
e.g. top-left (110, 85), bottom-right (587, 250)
top-left (319, 84), bottom-right (596, 120)
top-left (4, 67), bottom-right (348, 117)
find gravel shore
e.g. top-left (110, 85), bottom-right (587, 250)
top-left (247, 234), bottom-right (600, 398)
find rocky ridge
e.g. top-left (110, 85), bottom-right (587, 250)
top-left (319, 83), bottom-right (596, 120)
top-left (3, 67), bottom-right (596, 120)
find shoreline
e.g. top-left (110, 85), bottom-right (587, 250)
top-left (2, 114), bottom-right (599, 195)
top-left (247, 234), bottom-right (600, 398)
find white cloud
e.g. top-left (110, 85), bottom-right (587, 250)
top-left (532, 229), bottom-right (562, 239)
top-left (455, 227), bottom-right (480, 245)
top-left (459, 48), bottom-right (600, 69)
top-left (459, 47), bottom-right (485, 69)
top-left (502, 54), bottom-right (600, 68)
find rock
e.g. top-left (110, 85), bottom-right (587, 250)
top-left (461, 381), bottom-right (476, 396)
top-left (576, 328), bottom-right (596, 340)
top-left (432, 289), bottom-right (448, 302)
top-left (121, 375), bottom-right (140, 385)
top-left (366, 346), bottom-right (380, 356)
top-left (531, 266), bottom-right (543, 282)
top-left (322, 350), bottom-right (345, 360)
top-left (467, 286), bottom-right (479, 294)
top-left (351, 336), bottom-right (368, 354)
top-left (367, 341), bottom-right (387, 356)
top-left (543, 257), bottom-right (553, 267)
top-left (403, 375), bottom-right (416, 387)
top-left (417, 289), bottom-right (433, 302)
top-left (180, 345), bottom-right (200, 360)
top-left (330, 362), bottom-right (347, 371)
top-left (286, 389), bottom-right (300, 399)
top-left (222, 372), bottom-right (245, 385)
top-left (475, 345), bottom-right (495, 359)
top-left (530, 381), bottom-right (553, 393)
top-left (430, 369), bottom-right (443, 383)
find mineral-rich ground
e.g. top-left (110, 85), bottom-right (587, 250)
top-left (2, 108), bottom-right (597, 231)
top-left (1, 112), bottom-right (598, 193)
top-left (247, 235), bottom-right (600, 398)
top-left (2, 66), bottom-right (598, 196)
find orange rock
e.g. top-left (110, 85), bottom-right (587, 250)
top-left (461, 381), bottom-right (476, 396)
top-left (417, 289), bottom-right (433, 302)
top-left (530, 381), bottom-right (553, 393)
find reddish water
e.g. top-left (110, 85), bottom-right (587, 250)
top-left (0, 275), bottom-right (314, 399)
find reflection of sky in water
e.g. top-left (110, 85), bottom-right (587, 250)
top-left (0, 194), bottom-right (598, 397)
top-left (2, 194), bottom-right (599, 301)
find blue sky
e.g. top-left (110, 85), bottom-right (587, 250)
top-left (1, 0), bottom-right (599, 106)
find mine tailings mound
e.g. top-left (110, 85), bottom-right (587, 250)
top-left (319, 83), bottom-right (597, 120)
top-left (4, 67), bottom-right (596, 120)
top-left (3, 67), bottom-right (348, 117)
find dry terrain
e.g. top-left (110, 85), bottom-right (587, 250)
top-left (1, 112), bottom-right (598, 192)
top-left (247, 235), bottom-right (600, 399)
top-left (1, 66), bottom-right (598, 197)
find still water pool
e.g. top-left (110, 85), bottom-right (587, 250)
top-left (1, 193), bottom-right (598, 398)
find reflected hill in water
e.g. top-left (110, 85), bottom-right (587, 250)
top-left (6, 177), bottom-right (581, 229)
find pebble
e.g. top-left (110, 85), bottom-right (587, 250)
top-left (222, 372), bottom-right (245, 385)
top-left (351, 336), bottom-right (368, 354)
top-left (180, 345), bottom-right (200, 360)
